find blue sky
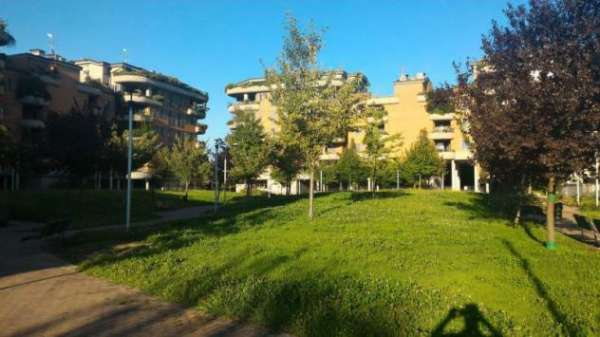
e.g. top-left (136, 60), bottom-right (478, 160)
top-left (1, 0), bottom-right (523, 144)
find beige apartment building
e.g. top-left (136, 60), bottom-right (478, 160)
top-left (76, 59), bottom-right (208, 145)
top-left (226, 71), bottom-right (482, 194)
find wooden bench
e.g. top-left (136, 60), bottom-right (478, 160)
top-left (573, 214), bottom-right (600, 246)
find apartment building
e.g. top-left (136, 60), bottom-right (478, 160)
top-left (226, 71), bottom-right (368, 194)
top-left (76, 59), bottom-right (208, 145)
top-left (226, 71), bottom-right (482, 194)
top-left (366, 73), bottom-right (481, 192)
top-left (0, 49), bottom-right (115, 145)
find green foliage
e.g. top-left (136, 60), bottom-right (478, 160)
top-left (226, 112), bottom-right (270, 195)
top-left (362, 106), bottom-right (402, 194)
top-left (270, 139), bottom-right (303, 195)
top-left (68, 190), bottom-right (600, 337)
top-left (335, 141), bottom-right (367, 189)
top-left (267, 15), bottom-right (366, 217)
top-left (400, 129), bottom-right (444, 187)
top-left (0, 19), bottom-right (15, 47)
top-left (158, 137), bottom-right (210, 195)
top-left (425, 82), bottom-right (455, 114)
top-left (0, 124), bottom-right (16, 168)
top-left (45, 111), bottom-right (108, 182)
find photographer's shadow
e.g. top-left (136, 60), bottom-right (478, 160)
top-left (432, 304), bottom-right (503, 337)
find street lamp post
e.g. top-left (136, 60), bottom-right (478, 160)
top-left (125, 92), bottom-right (133, 231)
top-left (213, 139), bottom-right (223, 212)
top-left (596, 154), bottom-right (600, 207)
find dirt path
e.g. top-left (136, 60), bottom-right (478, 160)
top-left (0, 223), bottom-right (291, 337)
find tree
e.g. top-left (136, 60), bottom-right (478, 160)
top-left (455, 0), bottom-right (600, 249)
top-left (103, 124), bottom-right (160, 190)
top-left (270, 139), bottom-right (303, 195)
top-left (362, 106), bottom-right (402, 197)
top-left (45, 111), bottom-right (106, 186)
top-left (335, 141), bottom-right (366, 191)
top-left (401, 129), bottom-right (444, 188)
top-left (159, 137), bottom-right (210, 200)
top-left (268, 15), bottom-right (366, 218)
top-left (0, 19), bottom-right (15, 47)
top-left (426, 82), bottom-right (455, 114)
top-left (226, 112), bottom-right (270, 196)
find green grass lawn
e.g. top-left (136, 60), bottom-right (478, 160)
top-left (64, 190), bottom-right (600, 337)
top-left (1, 189), bottom-right (226, 228)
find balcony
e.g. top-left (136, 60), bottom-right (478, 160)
top-left (430, 127), bottom-right (454, 140)
top-left (122, 93), bottom-right (163, 107)
top-left (187, 105), bottom-right (207, 118)
top-left (113, 73), bottom-right (207, 101)
top-left (78, 83), bottom-right (103, 96)
top-left (319, 153), bottom-right (340, 161)
top-left (228, 101), bottom-right (260, 113)
top-left (21, 119), bottom-right (46, 129)
top-left (429, 113), bottom-right (455, 121)
top-left (20, 95), bottom-right (49, 106)
top-left (118, 113), bottom-right (151, 122)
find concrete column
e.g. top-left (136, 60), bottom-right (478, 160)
top-left (474, 165), bottom-right (480, 193)
top-left (451, 160), bottom-right (460, 191)
top-left (145, 180), bottom-right (150, 191)
top-left (367, 177), bottom-right (372, 191)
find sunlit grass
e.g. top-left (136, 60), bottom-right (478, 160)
top-left (66, 190), bottom-right (600, 336)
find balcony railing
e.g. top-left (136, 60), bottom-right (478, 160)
top-left (20, 95), bottom-right (50, 106)
top-left (433, 126), bottom-right (453, 133)
top-left (123, 93), bottom-right (163, 107)
top-left (227, 101), bottom-right (260, 112)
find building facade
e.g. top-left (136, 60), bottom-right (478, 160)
top-left (0, 49), bottom-right (116, 145)
top-left (226, 71), bottom-right (482, 194)
top-left (76, 59), bottom-right (208, 145)
top-left (226, 71), bottom-right (368, 194)
top-left (0, 49), bottom-right (208, 189)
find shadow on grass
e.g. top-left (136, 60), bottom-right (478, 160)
top-left (65, 194), bottom-right (304, 267)
top-left (431, 303), bottom-right (502, 337)
top-left (502, 240), bottom-right (581, 336)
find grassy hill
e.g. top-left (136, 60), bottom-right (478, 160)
top-left (66, 190), bottom-right (600, 337)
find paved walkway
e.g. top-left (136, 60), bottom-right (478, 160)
top-left (64, 205), bottom-right (213, 236)
top-left (0, 223), bottom-right (291, 337)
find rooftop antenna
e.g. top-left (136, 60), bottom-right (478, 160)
top-left (121, 48), bottom-right (128, 63)
top-left (47, 33), bottom-right (55, 58)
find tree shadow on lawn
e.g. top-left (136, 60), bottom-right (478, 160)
top-left (66, 194), bottom-right (304, 267)
top-left (350, 190), bottom-right (411, 202)
top-left (146, 259), bottom-right (425, 337)
top-left (501, 239), bottom-right (581, 336)
top-left (443, 193), bottom-right (547, 246)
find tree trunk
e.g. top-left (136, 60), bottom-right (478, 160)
top-left (308, 167), bottom-right (315, 219)
top-left (546, 176), bottom-right (557, 249)
top-left (184, 180), bottom-right (189, 202)
top-left (245, 179), bottom-right (251, 197)
top-left (109, 169), bottom-right (113, 190)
